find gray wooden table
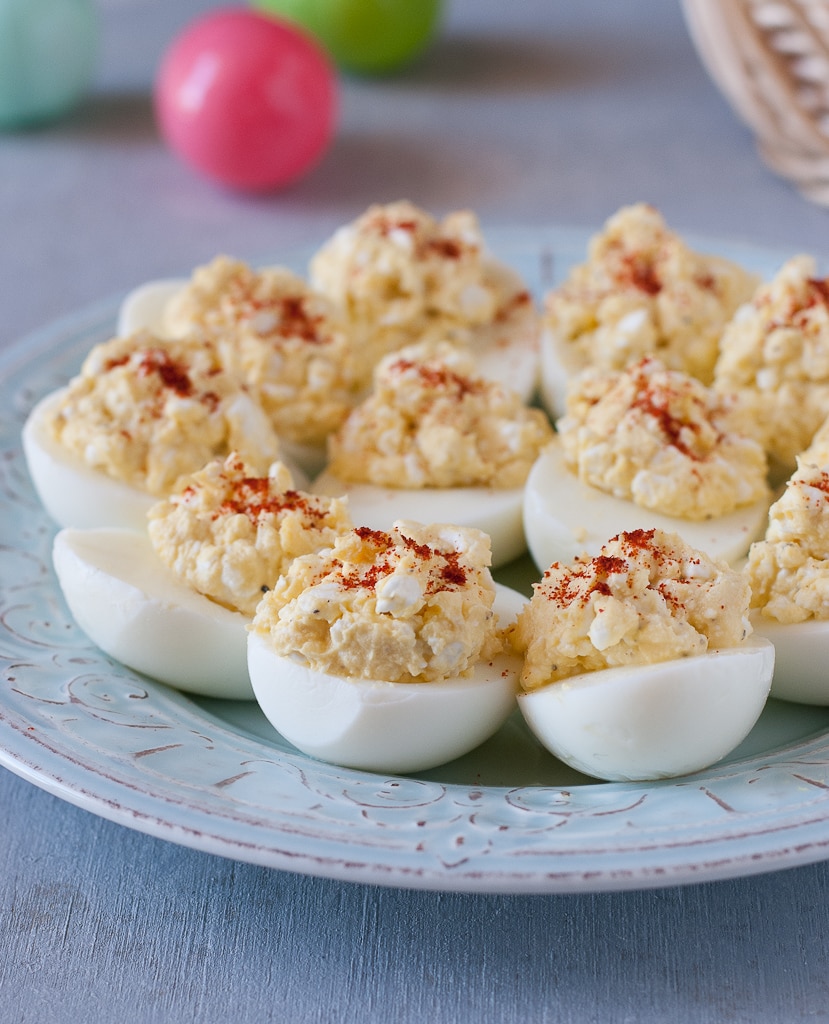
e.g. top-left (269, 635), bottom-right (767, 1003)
top-left (3, 1), bottom-right (829, 1020)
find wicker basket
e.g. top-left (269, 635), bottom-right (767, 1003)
top-left (682, 0), bottom-right (829, 205)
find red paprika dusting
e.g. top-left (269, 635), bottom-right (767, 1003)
top-left (335, 526), bottom-right (472, 596)
top-left (788, 277), bottom-right (829, 329)
top-left (137, 349), bottom-right (194, 397)
top-left (423, 237), bottom-right (463, 260)
top-left (628, 367), bottom-right (706, 460)
top-left (103, 354), bottom-right (130, 372)
top-left (495, 290), bottom-right (532, 323)
top-left (616, 528), bottom-right (657, 552)
top-left (801, 469), bottom-right (829, 498)
top-left (214, 475), bottom-right (333, 525)
top-left (538, 530), bottom-right (683, 610)
top-left (620, 253), bottom-right (662, 295)
top-left (354, 525), bottom-right (393, 548)
top-left (388, 358), bottom-right (484, 398)
top-left (369, 212), bottom-right (418, 237)
top-left (273, 295), bottom-right (325, 343)
top-left (429, 551), bottom-right (468, 591)
top-left (809, 278), bottom-right (829, 306)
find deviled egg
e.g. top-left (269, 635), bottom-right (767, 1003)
top-left (52, 454), bottom-right (352, 698)
top-left (714, 254), bottom-right (829, 478)
top-left (510, 528), bottom-right (774, 781)
top-left (745, 442), bottom-right (829, 704)
top-left (524, 356), bottom-right (771, 570)
top-left (309, 199), bottom-right (541, 400)
top-left (23, 331), bottom-right (282, 530)
top-left (119, 256), bottom-right (360, 476)
top-left (540, 202), bottom-right (760, 419)
top-left (312, 341), bottom-right (554, 567)
top-left (247, 520), bottom-right (525, 773)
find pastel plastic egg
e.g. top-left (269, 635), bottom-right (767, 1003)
top-left (154, 8), bottom-right (337, 192)
top-left (0, 0), bottom-right (98, 129)
top-left (251, 0), bottom-right (443, 76)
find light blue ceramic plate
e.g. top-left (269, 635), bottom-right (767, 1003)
top-left (3, 226), bottom-right (829, 895)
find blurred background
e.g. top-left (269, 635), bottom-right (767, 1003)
top-left (2, 0), bottom-right (828, 350)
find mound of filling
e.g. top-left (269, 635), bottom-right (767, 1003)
top-left (557, 356), bottom-right (768, 519)
top-left (511, 528), bottom-right (752, 690)
top-left (162, 256), bottom-right (358, 446)
top-left (48, 331), bottom-right (280, 496)
top-left (544, 203), bottom-right (759, 384)
top-left (327, 341), bottom-right (554, 489)
top-left (745, 425), bottom-right (829, 623)
top-left (714, 254), bottom-right (829, 471)
top-left (148, 453), bottom-right (352, 616)
top-left (250, 520), bottom-right (502, 683)
top-left (309, 199), bottom-right (535, 381)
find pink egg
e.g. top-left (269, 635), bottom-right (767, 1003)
top-left (154, 8), bottom-right (337, 191)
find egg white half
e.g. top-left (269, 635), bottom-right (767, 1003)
top-left (538, 324), bottom-right (582, 422)
top-left (469, 259), bottom-right (540, 403)
top-left (312, 468), bottom-right (526, 568)
top-left (23, 388), bottom-right (157, 531)
top-left (523, 440), bottom-right (771, 570)
top-left (23, 383), bottom-right (309, 530)
top-left (749, 612), bottom-right (829, 705)
top-left (518, 636), bottom-right (774, 782)
top-left (53, 527), bottom-right (252, 700)
top-left (116, 277), bottom-right (188, 337)
top-left (247, 582), bottom-right (526, 774)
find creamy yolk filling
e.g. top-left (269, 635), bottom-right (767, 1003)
top-left (162, 256), bottom-right (359, 446)
top-left (714, 255), bottom-right (829, 471)
top-left (511, 528), bottom-right (751, 690)
top-left (746, 449), bottom-right (829, 624)
top-left (48, 332), bottom-right (281, 496)
top-left (544, 202), bottom-right (759, 384)
top-left (250, 520), bottom-right (502, 683)
top-left (327, 341), bottom-right (553, 489)
top-left (310, 199), bottom-right (534, 381)
top-left (557, 356), bottom-right (769, 519)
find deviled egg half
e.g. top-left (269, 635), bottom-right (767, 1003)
top-left (247, 520), bottom-right (525, 774)
top-left (52, 454), bottom-right (352, 699)
top-left (119, 256), bottom-right (361, 477)
top-left (23, 331), bottom-right (283, 531)
top-left (312, 340), bottom-right (554, 568)
top-left (510, 528), bottom-right (774, 782)
top-left (524, 356), bottom-right (771, 571)
top-left (745, 434), bottom-right (829, 705)
top-left (713, 254), bottom-right (829, 480)
top-left (540, 202), bottom-right (760, 420)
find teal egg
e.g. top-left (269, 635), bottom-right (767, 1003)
top-left (0, 0), bottom-right (98, 129)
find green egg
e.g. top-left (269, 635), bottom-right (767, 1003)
top-left (251, 0), bottom-right (443, 76)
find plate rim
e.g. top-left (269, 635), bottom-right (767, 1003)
top-left (4, 223), bottom-right (829, 895)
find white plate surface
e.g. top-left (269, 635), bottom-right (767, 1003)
top-left (4, 227), bottom-right (829, 894)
